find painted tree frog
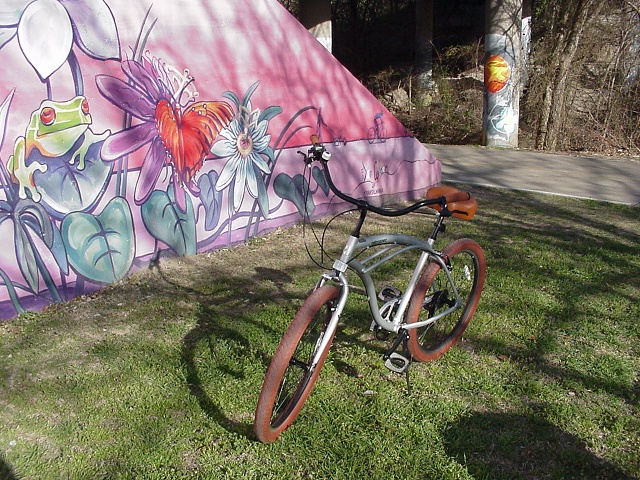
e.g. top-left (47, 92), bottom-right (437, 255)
top-left (7, 96), bottom-right (110, 201)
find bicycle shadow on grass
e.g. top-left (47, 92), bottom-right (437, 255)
top-left (444, 411), bottom-right (634, 480)
top-left (155, 262), bottom-right (299, 438)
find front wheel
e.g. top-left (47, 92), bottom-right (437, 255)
top-left (254, 285), bottom-right (340, 443)
top-left (406, 238), bottom-right (486, 362)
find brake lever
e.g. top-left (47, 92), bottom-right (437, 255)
top-left (297, 150), bottom-right (312, 166)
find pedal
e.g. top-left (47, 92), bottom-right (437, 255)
top-left (378, 285), bottom-right (401, 301)
top-left (384, 352), bottom-right (410, 374)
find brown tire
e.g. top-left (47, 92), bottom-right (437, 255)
top-left (254, 285), bottom-right (340, 443)
top-left (407, 238), bottom-right (485, 362)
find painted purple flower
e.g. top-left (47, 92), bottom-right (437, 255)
top-left (96, 53), bottom-right (233, 211)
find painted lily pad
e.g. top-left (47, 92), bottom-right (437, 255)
top-left (32, 134), bottom-right (112, 218)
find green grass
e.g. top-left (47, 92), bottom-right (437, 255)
top-left (1, 186), bottom-right (639, 479)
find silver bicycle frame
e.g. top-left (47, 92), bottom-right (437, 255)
top-left (347, 233), bottom-right (461, 332)
top-left (310, 232), bottom-right (462, 369)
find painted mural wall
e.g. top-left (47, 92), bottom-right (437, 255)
top-left (0, 0), bottom-right (441, 319)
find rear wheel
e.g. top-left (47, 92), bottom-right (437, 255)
top-left (367, 126), bottom-right (376, 143)
top-left (406, 238), bottom-right (485, 362)
top-left (254, 285), bottom-right (340, 443)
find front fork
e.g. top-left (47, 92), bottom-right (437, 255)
top-left (309, 270), bottom-right (349, 370)
top-left (307, 233), bottom-right (361, 370)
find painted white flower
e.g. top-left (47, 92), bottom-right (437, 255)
top-left (212, 102), bottom-right (273, 217)
top-left (0, 0), bottom-right (120, 80)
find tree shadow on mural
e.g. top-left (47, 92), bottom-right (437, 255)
top-left (444, 411), bottom-right (633, 480)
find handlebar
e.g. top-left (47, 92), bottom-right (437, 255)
top-left (298, 136), bottom-right (469, 218)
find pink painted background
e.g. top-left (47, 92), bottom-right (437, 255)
top-left (0, 0), bottom-right (440, 319)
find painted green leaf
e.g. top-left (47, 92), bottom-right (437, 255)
top-left (253, 162), bottom-right (270, 219)
top-left (273, 172), bottom-right (315, 218)
top-left (141, 185), bottom-right (196, 256)
top-left (0, 267), bottom-right (25, 315)
top-left (198, 170), bottom-right (223, 231)
top-left (14, 219), bottom-right (38, 292)
top-left (61, 196), bottom-right (135, 284)
top-left (13, 199), bottom-right (55, 292)
top-left (258, 106), bottom-right (282, 123)
top-left (312, 165), bottom-right (330, 196)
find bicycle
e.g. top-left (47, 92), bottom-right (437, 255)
top-left (367, 111), bottom-right (387, 143)
top-left (254, 136), bottom-right (486, 443)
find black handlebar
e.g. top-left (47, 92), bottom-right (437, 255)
top-left (299, 139), bottom-right (445, 217)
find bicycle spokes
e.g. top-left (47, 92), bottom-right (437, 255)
top-left (273, 359), bottom-right (309, 423)
top-left (271, 300), bottom-right (334, 424)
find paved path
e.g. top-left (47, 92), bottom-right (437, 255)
top-left (426, 144), bottom-right (640, 206)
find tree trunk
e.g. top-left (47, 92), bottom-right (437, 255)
top-left (484, 0), bottom-right (523, 148)
top-left (535, 0), bottom-right (604, 150)
top-left (415, 0), bottom-right (434, 90)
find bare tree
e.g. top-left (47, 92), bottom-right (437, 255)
top-left (532, 0), bottom-right (605, 150)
